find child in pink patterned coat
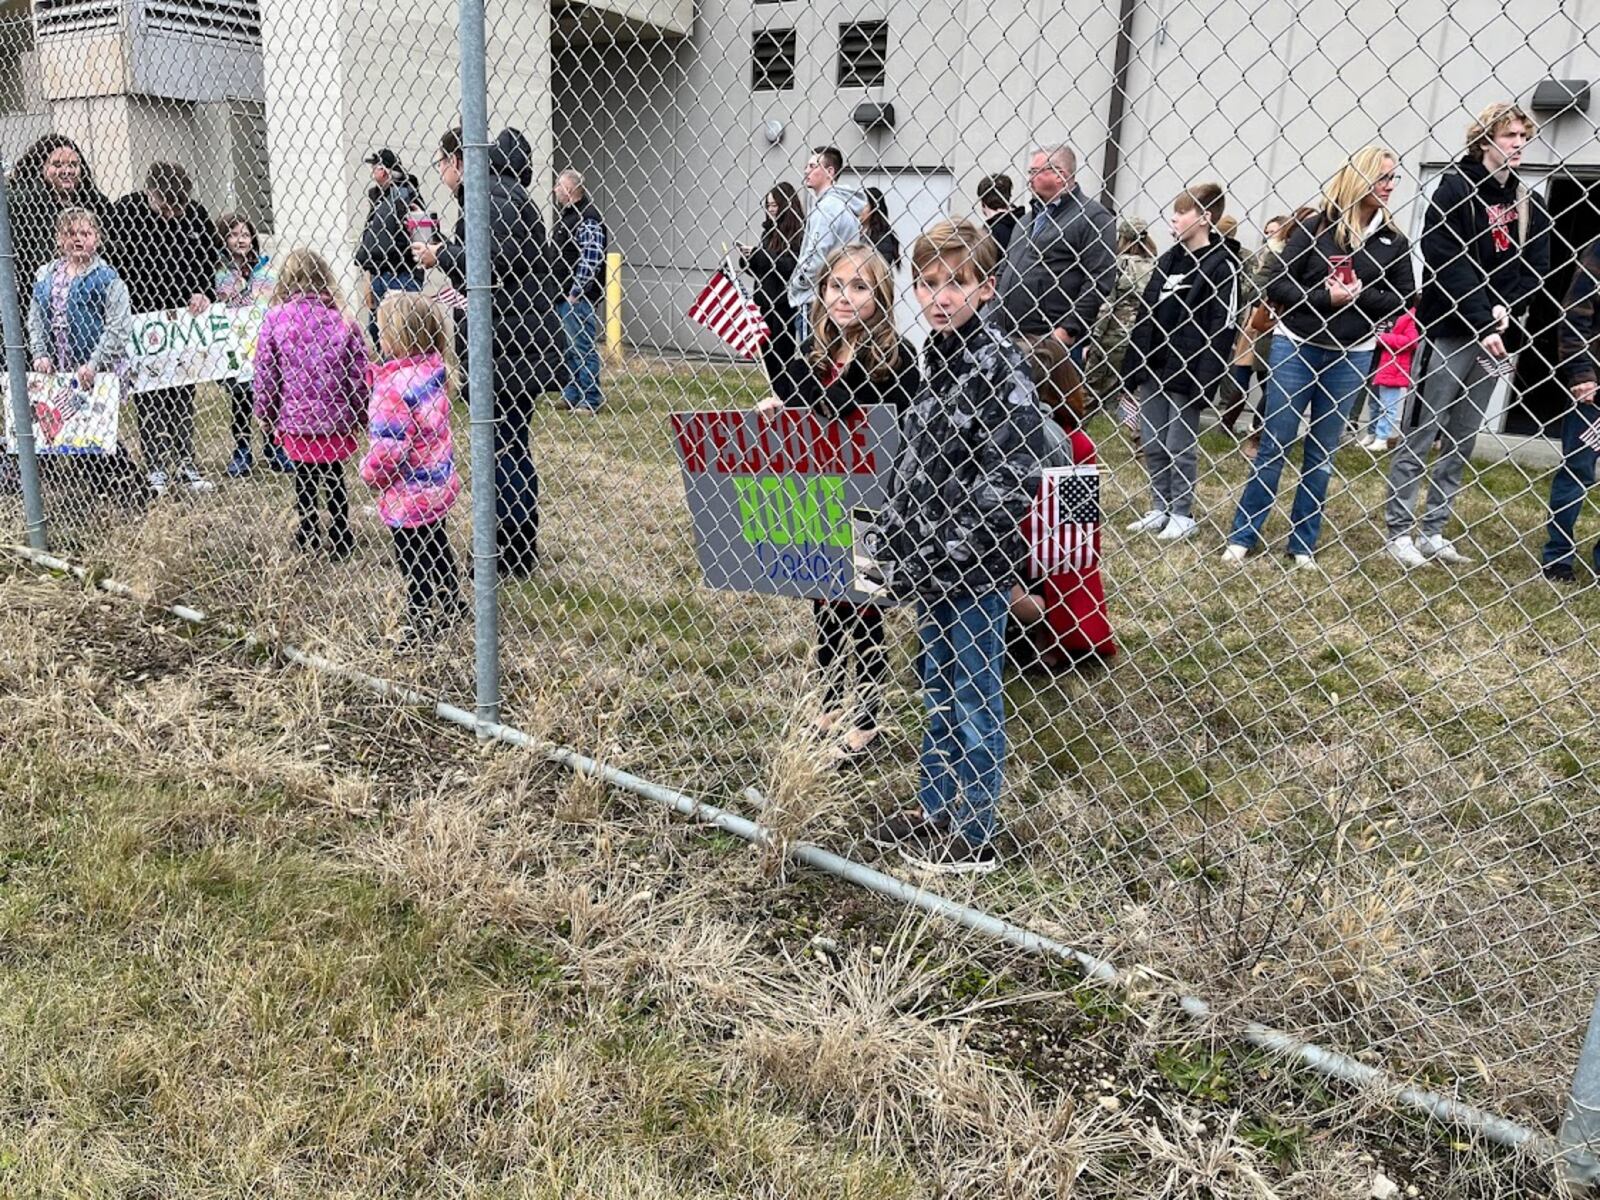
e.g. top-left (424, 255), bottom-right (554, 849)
top-left (360, 291), bottom-right (464, 640)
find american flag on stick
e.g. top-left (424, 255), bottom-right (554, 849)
top-left (687, 261), bottom-right (770, 360)
top-left (1120, 393), bottom-right (1140, 431)
top-left (1027, 464), bottom-right (1101, 577)
top-left (1581, 414), bottom-right (1600, 453)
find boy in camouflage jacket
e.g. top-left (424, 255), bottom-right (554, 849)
top-left (870, 219), bottom-right (1048, 875)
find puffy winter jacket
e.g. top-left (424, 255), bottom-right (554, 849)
top-left (27, 257), bottom-right (131, 372)
top-left (1373, 309), bottom-right (1420, 387)
top-left (252, 296), bottom-right (369, 438)
top-left (356, 175), bottom-right (427, 281)
top-left (1267, 213), bottom-right (1414, 350)
top-left (360, 352), bottom-right (462, 528)
top-left (876, 317), bottom-right (1048, 597)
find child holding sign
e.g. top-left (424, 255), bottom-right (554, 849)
top-left (759, 243), bottom-right (920, 760)
top-left (868, 219), bottom-right (1047, 875)
top-left (360, 293), bottom-right (465, 644)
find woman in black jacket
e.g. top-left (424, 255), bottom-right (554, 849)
top-left (860, 187), bottom-right (900, 268)
top-left (10, 134), bottom-right (112, 293)
top-left (413, 127), bottom-right (562, 576)
top-left (978, 173), bottom-right (1024, 252)
top-left (757, 244), bottom-right (919, 759)
top-left (742, 183), bottom-right (804, 387)
top-left (1225, 145), bottom-right (1413, 568)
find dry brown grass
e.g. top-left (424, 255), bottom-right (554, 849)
top-left (4, 358), bottom-right (1597, 1131)
top-left (4, 566), bottom-right (1574, 1197)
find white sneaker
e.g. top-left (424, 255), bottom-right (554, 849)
top-left (147, 469), bottom-right (169, 496)
top-left (181, 466), bottom-right (215, 495)
top-left (1419, 534), bottom-right (1471, 565)
top-left (1385, 536), bottom-right (1428, 570)
top-left (1156, 514), bottom-right (1197, 542)
top-left (1361, 436), bottom-right (1384, 453)
top-left (1291, 553), bottom-right (1320, 572)
top-left (1221, 544), bottom-right (1248, 565)
top-left (1124, 510), bottom-right (1168, 534)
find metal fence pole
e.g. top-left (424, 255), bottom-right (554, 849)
top-left (1561, 987), bottom-right (1600, 1191)
top-left (0, 166), bottom-right (47, 551)
top-left (457, 0), bottom-right (499, 726)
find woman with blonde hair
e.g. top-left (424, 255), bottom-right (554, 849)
top-left (1224, 146), bottom-right (1414, 569)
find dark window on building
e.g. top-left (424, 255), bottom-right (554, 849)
top-left (837, 20), bottom-right (887, 89)
top-left (751, 28), bottom-right (796, 92)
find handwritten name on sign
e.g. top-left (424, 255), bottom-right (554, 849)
top-left (671, 406), bottom-right (901, 602)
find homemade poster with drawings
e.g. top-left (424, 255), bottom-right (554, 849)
top-left (126, 304), bottom-right (242, 394)
top-left (670, 405), bottom-right (902, 603)
top-left (3, 372), bottom-right (121, 455)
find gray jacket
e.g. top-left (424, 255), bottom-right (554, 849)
top-left (787, 184), bottom-right (868, 309)
top-left (993, 186), bottom-right (1118, 341)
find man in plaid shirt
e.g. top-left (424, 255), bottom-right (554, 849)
top-left (554, 169), bottom-right (609, 412)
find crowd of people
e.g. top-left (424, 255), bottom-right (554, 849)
top-left (3, 126), bottom-right (619, 637)
top-left (733, 100), bottom-right (1600, 873)
top-left (9, 99), bottom-right (1600, 873)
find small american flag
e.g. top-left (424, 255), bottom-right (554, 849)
top-left (1027, 464), bottom-right (1101, 577)
top-left (1581, 415), bottom-right (1600, 453)
top-left (435, 285), bottom-right (467, 311)
top-left (1120, 393), bottom-right (1140, 431)
top-left (687, 266), bottom-right (770, 360)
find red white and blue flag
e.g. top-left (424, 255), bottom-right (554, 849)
top-left (1027, 464), bottom-right (1101, 577)
top-left (688, 264), bottom-right (770, 360)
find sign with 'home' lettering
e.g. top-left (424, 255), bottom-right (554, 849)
top-left (126, 304), bottom-right (244, 395)
top-left (670, 406), bottom-right (901, 602)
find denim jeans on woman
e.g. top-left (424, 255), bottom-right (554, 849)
top-left (916, 590), bottom-right (1009, 848)
top-left (1542, 401), bottom-right (1600, 572)
top-left (1228, 335), bottom-right (1367, 557)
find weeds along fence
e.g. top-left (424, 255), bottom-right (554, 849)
top-left (1, 0), bottom-right (1598, 1152)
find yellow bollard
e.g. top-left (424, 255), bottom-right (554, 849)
top-left (605, 251), bottom-right (623, 366)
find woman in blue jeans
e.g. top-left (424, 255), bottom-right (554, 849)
top-left (1224, 146), bottom-right (1414, 569)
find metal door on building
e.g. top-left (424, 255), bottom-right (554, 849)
top-left (841, 168), bottom-right (954, 346)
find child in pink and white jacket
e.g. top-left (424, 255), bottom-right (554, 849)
top-left (252, 249), bottom-right (369, 557)
top-left (1362, 307), bottom-right (1419, 452)
top-left (359, 291), bottom-right (464, 640)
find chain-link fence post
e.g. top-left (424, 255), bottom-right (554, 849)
top-left (1560, 986), bottom-right (1600, 1190)
top-left (458, 0), bottom-right (500, 727)
top-left (0, 166), bottom-right (47, 553)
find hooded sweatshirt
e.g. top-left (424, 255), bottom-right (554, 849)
top-left (1417, 154), bottom-right (1552, 344)
top-left (787, 183), bottom-right (868, 310)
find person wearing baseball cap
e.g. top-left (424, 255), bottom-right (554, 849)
top-left (355, 148), bottom-right (426, 341)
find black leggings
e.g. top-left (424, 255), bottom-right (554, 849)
top-left (391, 521), bottom-right (462, 624)
top-left (291, 460), bottom-right (350, 552)
top-left (813, 599), bottom-right (887, 730)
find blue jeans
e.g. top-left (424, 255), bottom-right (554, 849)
top-left (369, 271), bottom-right (423, 344)
top-left (916, 591), bottom-right (1009, 847)
top-left (1542, 402), bottom-right (1600, 570)
top-left (559, 297), bottom-right (603, 410)
top-left (1229, 337), bottom-right (1367, 557)
top-left (1369, 384), bottom-right (1404, 442)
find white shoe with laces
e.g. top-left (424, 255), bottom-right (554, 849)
top-left (1385, 536), bottom-right (1427, 570)
top-left (1221, 544), bottom-right (1248, 565)
top-left (1156, 514), bottom-right (1197, 542)
top-left (1124, 510), bottom-right (1168, 534)
top-left (147, 469), bottom-right (168, 496)
top-left (1419, 534), bottom-right (1471, 565)
top-left (1291, 553), bottom-right (1320, 572)
top-left (181, 466), bottom-right (215, 495)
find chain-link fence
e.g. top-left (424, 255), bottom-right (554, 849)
top-left (2, 0), bottom-right (1598, 1158)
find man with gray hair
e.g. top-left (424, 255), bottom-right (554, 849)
top-left (554, 167), bottom-right (609, 411)
top-left (992, 145), bottom-right (1117, 363)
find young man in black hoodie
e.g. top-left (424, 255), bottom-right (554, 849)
top-left (1383, 103), bottom-right (1552, 569)
top-left (1119, 182), bottom-right (1239, 543)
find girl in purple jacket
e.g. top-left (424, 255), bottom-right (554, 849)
top-left (252, 250), bottom-right (369, 558)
